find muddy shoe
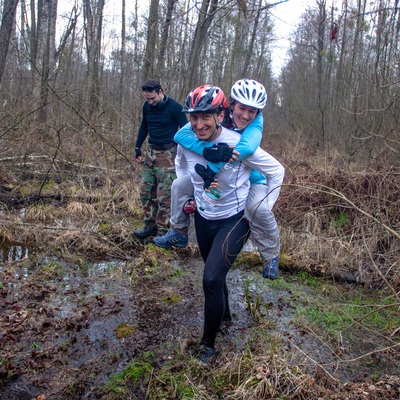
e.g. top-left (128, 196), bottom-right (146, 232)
top-left (197, 344), bottom-right (217, 364)
top-left (152, 228), bottom-right (188, 248)
top-left (262, 256), bottom-right (280, 279)
top-left (134, 225), bottom-right (158, 237)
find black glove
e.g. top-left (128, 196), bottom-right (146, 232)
top-left (203, 142), bottom-right (234, 163)
top-left (134, 147), bottom-right (141, 159)
top-left (195, 164), bottom-right (217, 189)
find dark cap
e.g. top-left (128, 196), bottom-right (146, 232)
top-left (142, 80), bottom-right (162, 92)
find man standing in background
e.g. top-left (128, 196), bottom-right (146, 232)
top-left (133, 80), bottom-right (187, 237)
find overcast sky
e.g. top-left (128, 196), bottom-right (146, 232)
top-left (58, 0), bottom-right (307, 78)
top-left (269, 0), bottom-right (308, 76)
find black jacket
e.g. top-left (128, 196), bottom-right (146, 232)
top-left (135, 96), bottom-right (187, 149)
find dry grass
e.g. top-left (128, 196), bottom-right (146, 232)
top-left (277, 163), bottom-right (400, 291)
top-left (65, 201), bottom-right (97, 219)
top-left (1, 150), bottom-right (399, 292)
top-left (25, 204), bottom-right (62, 222)
top-left (216, 352), bottom-right (323, 399)
top-left (0, 221), bottom-right (16, 242)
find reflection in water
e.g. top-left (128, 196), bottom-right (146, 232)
top-left (0, 244), bottom-right (29, 263)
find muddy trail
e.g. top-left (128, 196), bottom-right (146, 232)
top-left (1, 237), bottom-right (399, 399)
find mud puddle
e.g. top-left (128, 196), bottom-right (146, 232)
top-left (0, 243), bottom-right (399, 399)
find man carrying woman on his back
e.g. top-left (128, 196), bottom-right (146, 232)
top-left (170, 84), bottom-right (284, 363)
top-left (154, 79), bottom-right (283, 280)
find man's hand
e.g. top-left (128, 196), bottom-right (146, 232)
top-left (134, 147), bottom-right (142, 161)
top-left (203, 142), bottom-right (235, 163)
top-left (195, 164), bottom-right (217, 189)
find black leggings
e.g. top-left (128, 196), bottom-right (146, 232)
top-left (194, 210), bottom-right (250, 348)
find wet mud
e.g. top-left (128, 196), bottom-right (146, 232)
top-left (0, 242), bottom-right (399, 399)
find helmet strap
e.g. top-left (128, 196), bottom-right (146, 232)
top-left (208, 114), bottom-right (220, 141)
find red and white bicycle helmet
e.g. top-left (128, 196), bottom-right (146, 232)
top-left (230, 78), bottom-right (267, 109)
top-left (183, 85), bottom-right (227, 113)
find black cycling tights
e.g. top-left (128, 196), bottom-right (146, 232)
top-left (194, 210), bottom-right (250, 348)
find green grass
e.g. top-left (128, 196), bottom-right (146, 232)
top-left (295, 287), bottom-right (400, 334)
top-left (295, 270), bottom-right (320, 288)
top-left (30, 341), bottom-right (41, 350)
top-left (331, 211), bottom-right (350, 229)
top-left (101, 356), bottom-right (153, 398)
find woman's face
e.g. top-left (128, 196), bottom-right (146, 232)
top-left (231, 102), bottom-right (258, 130)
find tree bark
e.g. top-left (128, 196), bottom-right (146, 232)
top-left (158, 0), bottom-right (177, 75)
top-left (316, 0), bottom-right (326, 148)
top-left (0, 0), bottom-right (19, 85)
top-left (242, 0), bottom-right (262, 75)
top-left (182, 0), bottom-right (219, 96)
top-left (31, 0), bottom-right (58, 124)
top-left (83, 0), bottom-right (105, 120)
top-left (143, 0), bottom-right (159, 81)
top-left (119, 0), bottom-right (126, 138)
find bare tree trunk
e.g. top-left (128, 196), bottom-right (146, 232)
top-left (316, 0), bottom-right (326, 149)
top-left (31, 0), bottom-right (58, 124)
top-left (30, 0), bottom-right (37, 70)
top-left (0, 0), bottom-right (19, 85)
top-left (83, 0), bottom-right (105, 121)
top-left (242, 0), bottom-right (262, 75)
top-left (158, 0), bottom-right (177, 75)
top-left (182, 0), bottom-right (219, 96)
top-left (226, 11), bottom-right (240, 87)
top-left (143, 0), bottom-right (159, 81)
top-left (54, 5), bottom-right (78, 75)
top-left (119, 0), bottom-right (126, 139)
top-left (65, 7), bottom-right (78, 82)
top-left (396, 0), bottom-right (400, 52)
top-left (330, 1), bottom-right (346, 151)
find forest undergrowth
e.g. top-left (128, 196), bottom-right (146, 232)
top-left (0, 144), bottom-right (399, 399)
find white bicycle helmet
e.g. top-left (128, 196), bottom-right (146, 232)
top-left (230, 78), bottom-right (267, 110)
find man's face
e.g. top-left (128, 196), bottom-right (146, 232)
top-left (143, 90), bottom-right (163, 106)
top-left (190, 112), bottom-right (224, 141)
top-left (231, 102), bottom-right (258, 130)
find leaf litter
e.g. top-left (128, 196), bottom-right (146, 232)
top-left (0, 240), bottom-right (399, 399)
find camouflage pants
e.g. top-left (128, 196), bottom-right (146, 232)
top-left (140, 147), bottom-right (176, 233)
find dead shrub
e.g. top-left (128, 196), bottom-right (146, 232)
top-left (277, 166), bottom-right (400, 288)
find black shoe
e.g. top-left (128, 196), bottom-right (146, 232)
top-left (134, 225), bottom-right (158, 237)
top-left (197, 344), bottom-right (216, 364)
top-left (222, 312), bottom-right (232, 323)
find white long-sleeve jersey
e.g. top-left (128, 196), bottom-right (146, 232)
top-left (176, 126), bottom-right (284, 220)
